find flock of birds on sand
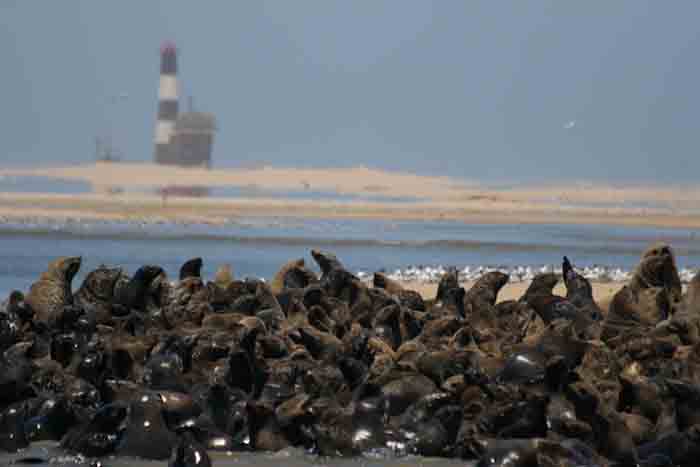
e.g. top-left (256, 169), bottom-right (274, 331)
top-left (1, 242), bottom-right (700, 466)
top-left (357, 263), bottom-right (700, 285)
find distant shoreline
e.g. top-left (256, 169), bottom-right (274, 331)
top-left (0, 162), bottom-right (699, 229)
top-left (0, 191), bottom-right (699, 229)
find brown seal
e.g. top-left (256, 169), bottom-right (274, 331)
top-left (213, 264), bottom-right (234, 289)
top-left (270, 258), bottom-right (317, 295)
top-left (26, 256), bottom-right (82, 323)
top-left (604, 243), bottom-right (680, 342)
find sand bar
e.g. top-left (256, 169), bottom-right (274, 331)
top-left (0, 191), bottom-right (699, 229)
top-left (1, 163), bottom-right (700, 228)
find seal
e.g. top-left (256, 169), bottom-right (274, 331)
top-left (520, 272), bottom-right (559, 302)
top-left (464, 271), bottom-right (510, 311)
top-left (213, 264), bottom-right (234, 288)
top-left (114, 265), bottom-right (164, 313)
top-left (25, 396), bottom-right (76, 443)
top-left (1, 290), bottom-right (33, 324)
top-left (373, 272), bottom-right (425, 311)
top-left (270, 258), bottom-right (317, 294)
top-left (26, 256), bottom-right (81, 323)
top-left (435, 268), bottom-right (460, 304)
top-left (373, 272), bottom-right (404, 296)
top-left (74, 265), bottom-right (123, 324)
top-left (7, 243), bottom-right (700, 463)
top-left (0, 402), bottom-right (29, 452)
top-left (563, 256), bottom-right (603, 320)
top-left (169, 430), bottom-right (212, 467)
top-left (311, 249), bottom-right (345, 280)
top-left (179, 258), bottom-right (203, 281)
top-left (604, 243), bottom-right (681, 342)
top-left (117, 392), bottom-right (177, 459)
top-left (0, 342), bottom-right (34, 408)
top-left (61, 402), bottom-right (128, 457)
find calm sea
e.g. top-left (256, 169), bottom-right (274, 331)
top-left (0, 215), bottom-right (698, 298)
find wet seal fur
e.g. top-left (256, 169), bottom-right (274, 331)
top-left (26, 256), bottom-right (82, 323)
top-left (2, 246), bottom-right (699, 466)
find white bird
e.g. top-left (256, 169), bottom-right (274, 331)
top-left (564, 120), bottom-right (576, 129)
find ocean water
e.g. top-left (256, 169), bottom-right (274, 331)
top-left (0, 175), bottom-right (92, 194)
top-left (0, 216), bottom-right (698, 298)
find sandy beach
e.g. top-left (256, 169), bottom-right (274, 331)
top-left (405, 280), bottom-right (619, 309)
top-left (1, 162), bottom-right (700, 229)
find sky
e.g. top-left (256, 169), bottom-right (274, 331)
top-left (1, 1), bottom-right (700, 183)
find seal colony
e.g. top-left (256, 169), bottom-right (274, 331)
top-left (1, 243), bottom-right (700, 466)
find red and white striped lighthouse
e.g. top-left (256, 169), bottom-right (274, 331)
top-left (153, 41), bottom-right (179, 164)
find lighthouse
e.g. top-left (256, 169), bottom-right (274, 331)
top-left (153, 41), bottom-right (179, 164)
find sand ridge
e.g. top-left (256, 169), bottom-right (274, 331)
top-left (1, 162), bottom-right (700, 228)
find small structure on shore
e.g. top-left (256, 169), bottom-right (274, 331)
top-left (170, 111), bottom-right (217, 169)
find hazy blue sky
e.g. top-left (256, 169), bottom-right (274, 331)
top-left (2, 1), bottom-right (699, 182)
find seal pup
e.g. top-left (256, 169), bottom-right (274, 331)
top-left (26, 256), bottom-right (81, 324)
